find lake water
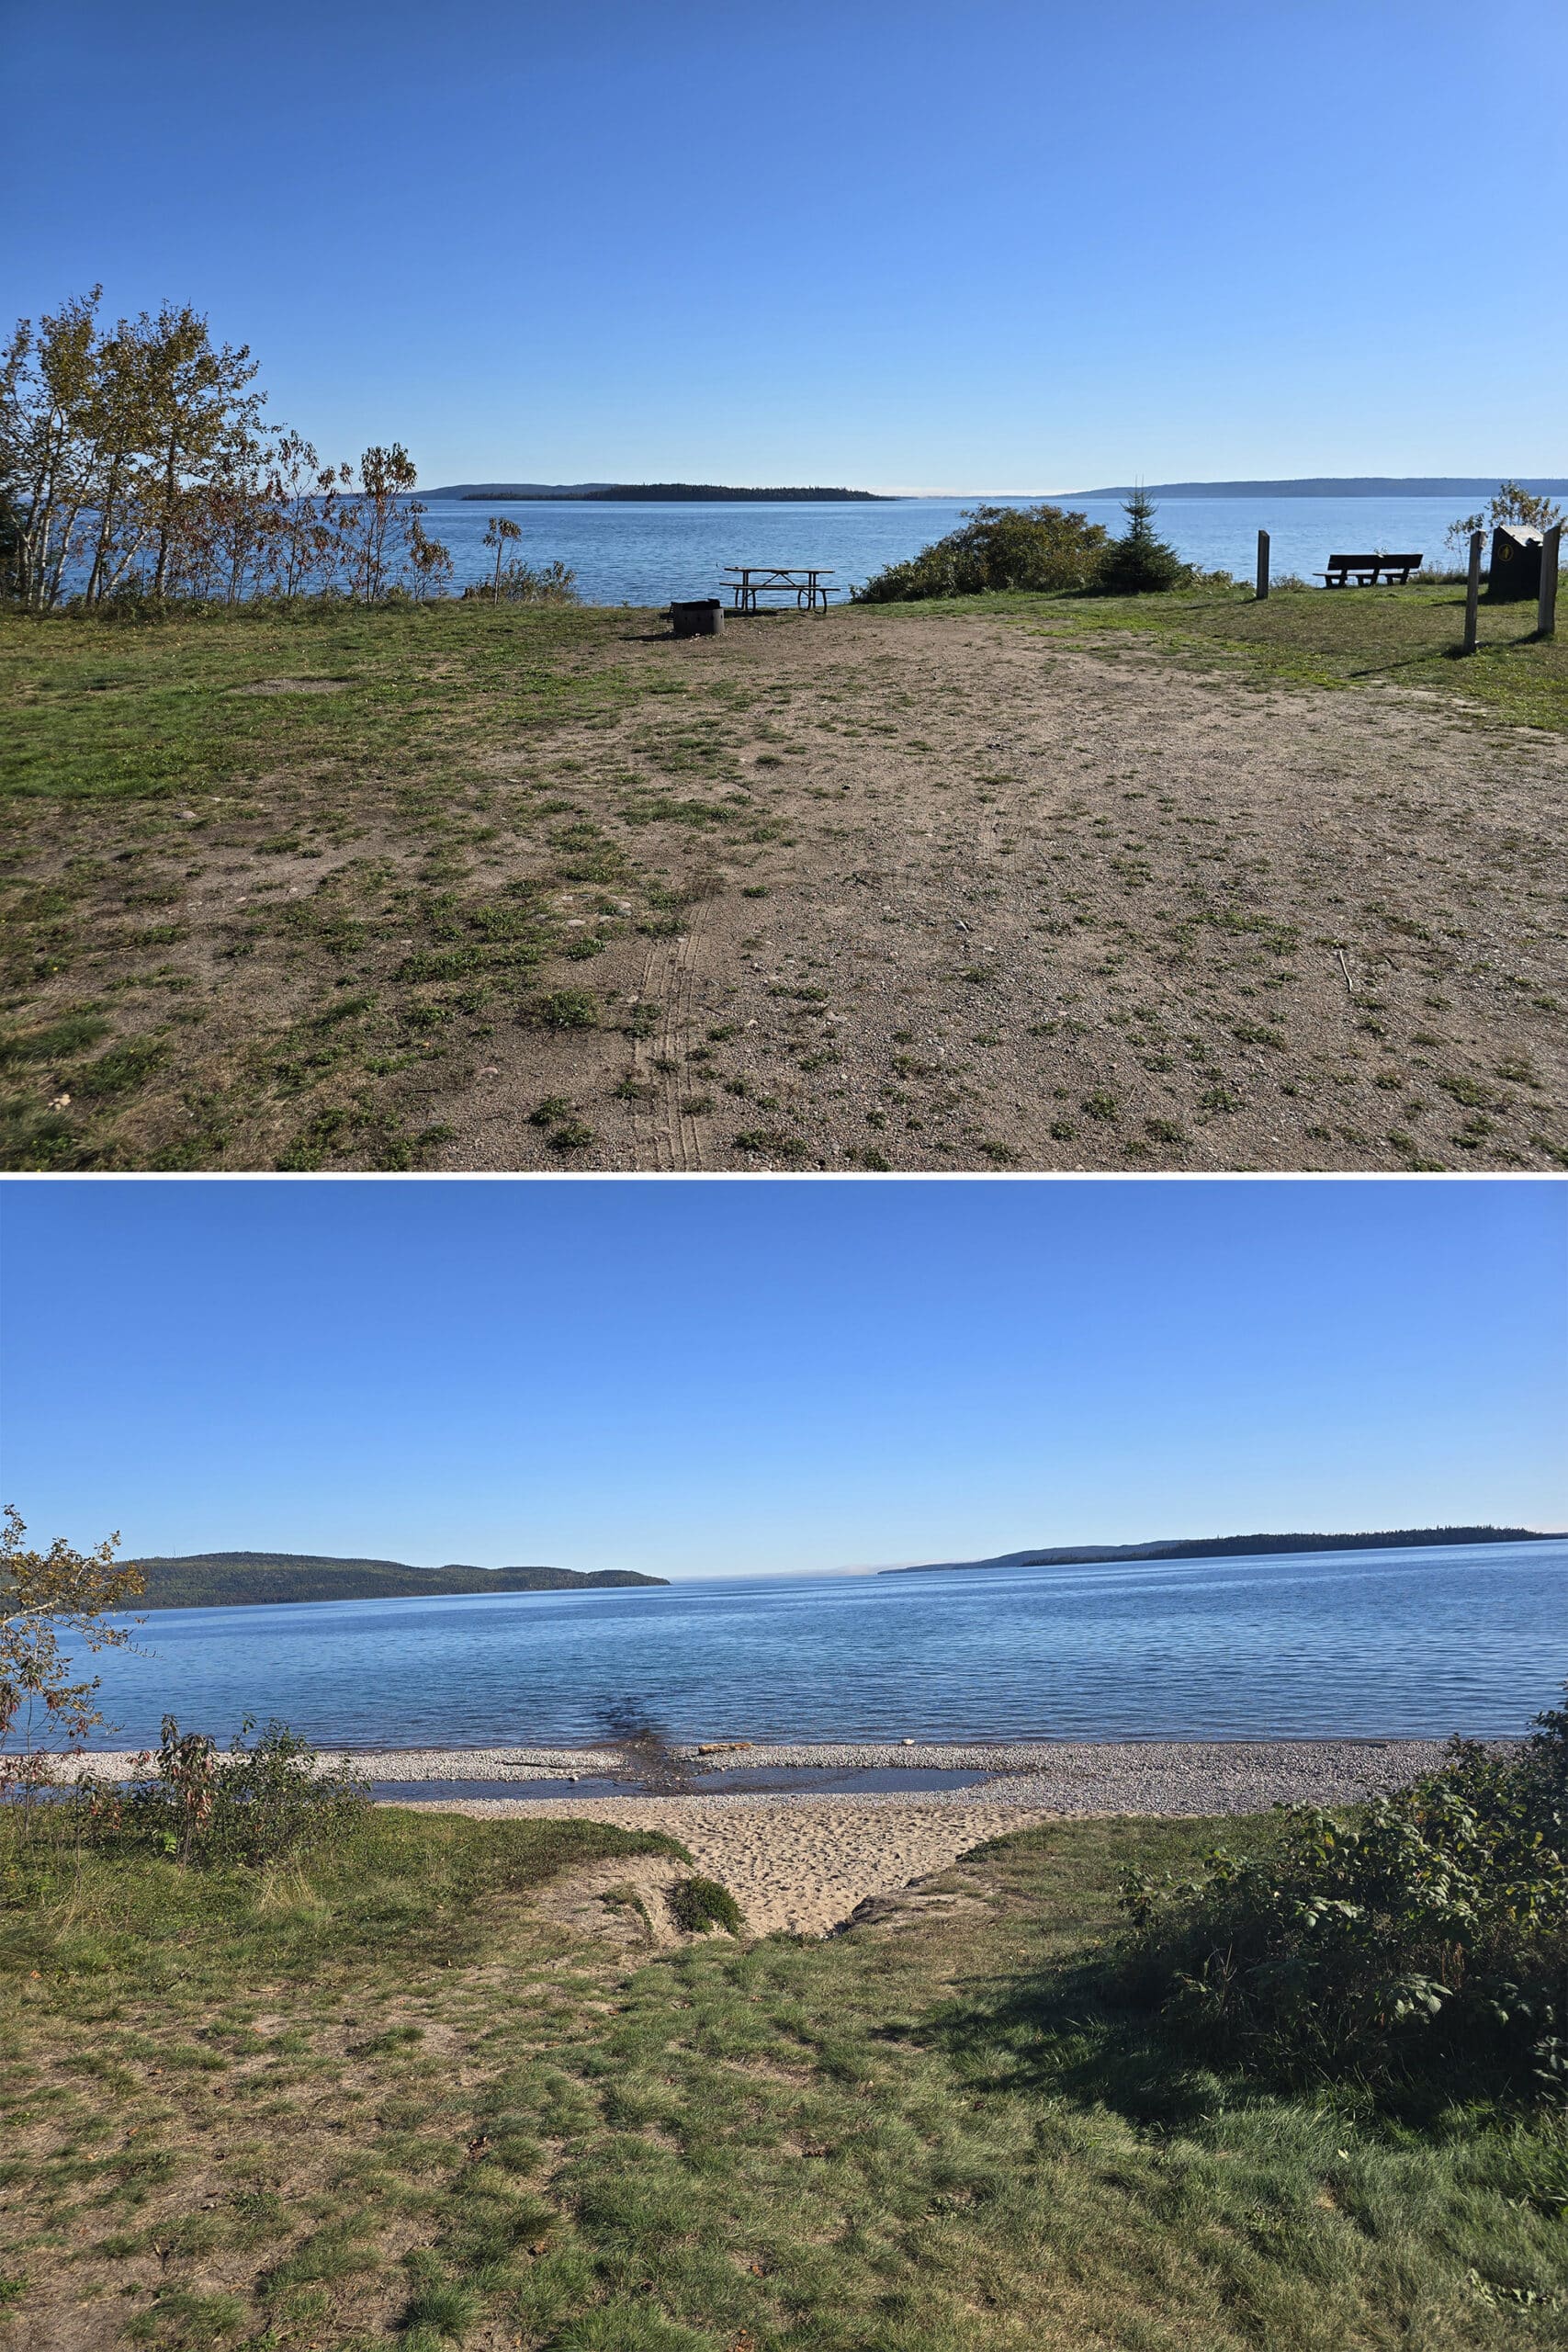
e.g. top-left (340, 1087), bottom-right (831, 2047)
top-left (423, 493), bottom-right (1469, 606)
top-left (78, 1538), bottom-right (1565, 1752)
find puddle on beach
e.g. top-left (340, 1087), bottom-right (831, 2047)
top-left (369, 1765), bottom-right (994, 1802)
top-left (11, 1765), bottom-right (995, 1806)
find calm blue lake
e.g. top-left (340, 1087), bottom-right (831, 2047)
top-left (421, 493), bottom-right (1468, 605)
top-left (80, 1538), bottom-right (1565, 1751)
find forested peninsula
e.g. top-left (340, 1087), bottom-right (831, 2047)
top-left (883, 1526), bottom-right (1553, 1574)
top-left (128, 1553), bottom-right (668, 1609)
top-left (430, 482), bottom-right (892, 502)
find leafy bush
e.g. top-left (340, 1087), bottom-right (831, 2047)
top-left (1446, 479), bottom-right (1564, 555)
top-left (1096, 488), bottom-right (1190, 595)
top-left (853, 503), bottom-right (1107, 603)
top-left (460, 557), bottom-right (580, 605)
top-left (117, 1715), bottom-right (369, 1868)
top-left (1121, 1690), bottom-right (1568, 2098)
top-left (668, 1875), bottom-right (744, 1935)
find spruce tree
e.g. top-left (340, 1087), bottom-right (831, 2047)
top-left (1099, 485), bottom-right (1189, 594)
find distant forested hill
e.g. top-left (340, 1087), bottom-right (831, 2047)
top-left (422, 481), bottom-right (612, 498)
top-left (579, 484), bottom-right (892, 502)
top-left (883, 1526), bottom-right (1554, 1575)
top-left (430, 482), bottom-right (893, 503)
top-left (129, 1553), bottom-right (667, 1609)
top-left (1046, 477), bottom-right (1568, 500)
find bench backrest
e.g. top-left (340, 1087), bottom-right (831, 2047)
top-left (1326, 554), bottom-right (1423, 569)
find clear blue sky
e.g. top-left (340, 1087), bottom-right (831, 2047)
top-left (6, 1), bottom-right (1562, 491)
top-left (2, 1180), bottom-right (1562, 1577)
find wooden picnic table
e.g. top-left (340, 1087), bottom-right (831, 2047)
top-left (722, 565), bottom-right (836, 612)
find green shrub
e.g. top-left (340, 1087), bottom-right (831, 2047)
top-left (1121, 1689), bottom-right (1568, 2098)
top-left (668, 1875), bottom-right (744, 1936)
top-left (1096, 488), bottom-right (1190, 595)
top-left (459, 558), bottom-right (580, 605)
top-left (115, 1715), bottom-right (370, 1869)
top-left (854, 503), bottom-right (1107, 602)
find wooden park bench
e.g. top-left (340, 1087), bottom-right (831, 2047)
top-left (1318, 552), bottom-right (1424, 588)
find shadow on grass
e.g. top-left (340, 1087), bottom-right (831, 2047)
top-left (921, 1940), bottom-right (1528, 2140)
top-left (919, 1950), bottom-right (1232, 2132)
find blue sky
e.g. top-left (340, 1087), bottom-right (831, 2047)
top-left (6, 1), bottom-right (1562, 491)
top-left (2, 1180), bottom-right (1562, 1577)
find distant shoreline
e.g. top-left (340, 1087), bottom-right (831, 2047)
top-left (1039, 476), bottom-right (1568, 501)
top-left (419, 476), bottom-right (1565, 504)
top-left (883, 1526), bottom-right (1557, 1575)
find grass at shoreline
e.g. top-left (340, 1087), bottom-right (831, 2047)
top-left (4, 1804), bottom-right (1565, 2350)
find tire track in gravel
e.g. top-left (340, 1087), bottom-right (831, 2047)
top-left (628, 933), bottom-right (680, 1170)
top-left (629, 912), bottom-right (707, 1170)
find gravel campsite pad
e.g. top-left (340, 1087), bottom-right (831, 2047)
top-left (4, 597), bottom-right (1564, 1170)
top-left (436, 608), bottom-right (1564, 1174)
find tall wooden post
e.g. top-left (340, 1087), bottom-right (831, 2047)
top-left (1462, 528), bottom-right (1483, 654)
top-left (1255, 528), bottom-right (1269, 600)
top-left (1539, 522), bottom-right (1562, 639)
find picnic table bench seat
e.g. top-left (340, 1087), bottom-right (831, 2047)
top-left (1319, 552), bottom-right (1424, 587)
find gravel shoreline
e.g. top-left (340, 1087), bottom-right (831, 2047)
top-left (63, 1736), bottom-right (1465, 1812)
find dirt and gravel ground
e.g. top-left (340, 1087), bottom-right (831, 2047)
top-left (431, 607), bottom-right (1568, 1171)
top-left (7, 599), bottom-right (1564, 1170)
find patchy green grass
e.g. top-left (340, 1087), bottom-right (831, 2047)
top-left (0, 602), bottom-right (630, 808)
top-left (4, 1805), bottom-right (1564, 2350)
top-left (896, 580), bottom-right (1568, 734)
top-left (0, 602), bottom-right (768, 1170)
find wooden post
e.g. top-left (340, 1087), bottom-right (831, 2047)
top-left (1539, 522), bottom-right (1561, 639)
top-left (1255, 528), bottom-right (1269, 600)
top-left (1462, 527), bottom-right (1482, 653)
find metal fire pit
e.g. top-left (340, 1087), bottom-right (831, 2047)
top-left (668, 598), bottom-right (724, 638)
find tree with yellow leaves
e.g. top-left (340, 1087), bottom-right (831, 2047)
top-left (1, 1505), bottom-right (144, 1788)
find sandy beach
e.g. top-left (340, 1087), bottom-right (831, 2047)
top-left (381, 1739), bottom-right (1448, 1933)
top-left (423, 1794), bottom-right (1043, 1937)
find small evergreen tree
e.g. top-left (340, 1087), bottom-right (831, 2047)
top-left (1098, 486), bottom-right (1189, 594)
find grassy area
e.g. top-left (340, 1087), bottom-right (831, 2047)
top-left (0, 600), bottom-right (744, 1169)
top-left (4, 1804), bottom-right (1565, 2350)
top-left (928, 579), bottom-right (1568, 735)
